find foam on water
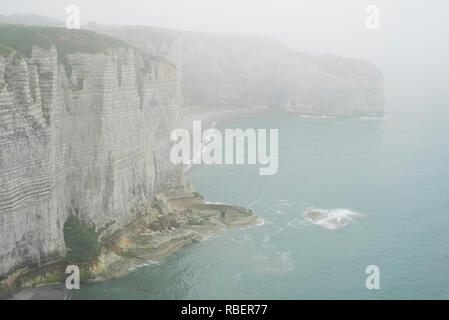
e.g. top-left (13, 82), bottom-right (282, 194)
top-left (304, 208), bottom-right (362, 230)
top-left (299, 114), bottom-right (333, 119)
top-left (128, 260), bottom-right (161, 272)
top-left (74, 109), bottom-right (449, 299)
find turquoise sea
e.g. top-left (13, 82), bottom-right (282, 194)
top-left (74, 106), bottom-right (449, 299)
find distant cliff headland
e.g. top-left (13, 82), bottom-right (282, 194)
top-left (89, 24), bottom-right (385, 117)
top-left (0, 17), bottom-right (384, 294)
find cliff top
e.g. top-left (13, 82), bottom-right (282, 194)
top-left (0, 14), bottom-right (63, 27)
top-left (88, 24), bottom-right (382, 81)
top-left (0, 24), bottom-right (175, 79)
top-left (0, 24), bottom-right (128, 58)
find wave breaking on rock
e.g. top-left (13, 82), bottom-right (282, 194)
top-left (304, 208), bottom-right (362, 230)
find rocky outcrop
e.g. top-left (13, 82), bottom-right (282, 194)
top-left (0, 26), bottom-right (184, 280)
top-left (89, 25), bottom-right (384, 117)
top-left (0, 190), bottom-right (260, 293)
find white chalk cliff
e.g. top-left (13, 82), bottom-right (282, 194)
top-left (0, 21), bottom-right (386, 284)
top-left (0, 26), bottom-right (184, 279)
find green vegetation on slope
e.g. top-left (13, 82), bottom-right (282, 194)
top-left (0, 24), bottom-right (52, 57)
top-left (0, 24), bottom-right (127, 57)
top-left (63, 214), bottom-right (101, 262)
top-left (0, 24), bottom-right (172, 73)
top-left (0, 44), bottom-right (13, 57)
top-left (0, 24), bottom-right (128, 76)
top-left (36, 26), bottom-right (127, 55)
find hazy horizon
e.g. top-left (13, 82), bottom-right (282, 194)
top-left (1, 1), bottom-right (448, 111)
top-left (0, 1), bottom-right (446, 57)
top-left (1, 1), bottom-right (449, 302)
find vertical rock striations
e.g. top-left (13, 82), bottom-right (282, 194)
top-left (0, 26), bottom-right (184, 279)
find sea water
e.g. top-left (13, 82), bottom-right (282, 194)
top-left (74, 107), bottom-right (449, 299)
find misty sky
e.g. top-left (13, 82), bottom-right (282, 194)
top-left (1, 0), bottom-right (448, 109)
top-left (0, 0), bottom-right (447, 59)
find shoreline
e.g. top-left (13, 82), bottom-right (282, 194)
top-left (182, 106), bottom-right (268, 173)
top-left (0, 283), bottom-right (72, 300)
top-left (181, 107), bottom-right (385, 174)
top-left (0, 191), bottom-right (262, 300)
top-left (0, 107), bottom-right (267, 300)
top-left (1, 106), bottom-right (384, 300)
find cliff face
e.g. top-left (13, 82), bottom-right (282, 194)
top-left (89, 25), bottom-right (384, 117)
top-left (0, 26), bottom-right (184, 279)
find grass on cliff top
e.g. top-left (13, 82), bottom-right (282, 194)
top-left (0, 24), bottom-right (130, 76)
top-left (0, 43), bottom-right (13, 57)
top-left (0, 24), bottom-right (171, 76)
top-left (0, 24), bottom-right (52, 57)
top-left (63, 214), bottom-right (101, 263)
top-left (0, 24), bottom-right (127, 57)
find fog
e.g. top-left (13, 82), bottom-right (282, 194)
top-left (1, 1), bottom-right (449, 300)
top-left (1, 0), bottom-right (448, 111)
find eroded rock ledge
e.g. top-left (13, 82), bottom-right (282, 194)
top-left (0, 190), bottom-right (261, 295)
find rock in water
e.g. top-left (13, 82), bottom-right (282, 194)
top-left (305, 209), bottom-right (361, 230)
